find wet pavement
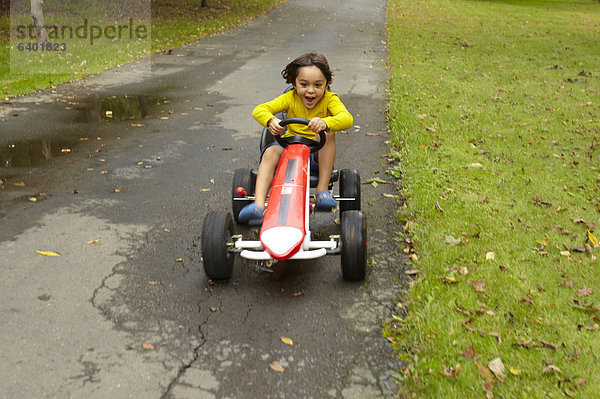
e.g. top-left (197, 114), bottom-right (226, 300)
top-left (0, 0), bottom-right (409, 397)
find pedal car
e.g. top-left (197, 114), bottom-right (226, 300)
top-left (201, 117), bottom-right (366, 281)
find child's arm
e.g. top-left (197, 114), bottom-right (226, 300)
top-left (252, 92), bottom-right (289, 130)
top-left (322, 93), bottom-right (353, 132)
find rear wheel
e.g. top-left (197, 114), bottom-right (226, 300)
top-left (232, 168), bottom-right (252, 223)
top-left (339, 169), bottom-right (361, 214)
top-left (202, 211), bottom-right (235, 280)
top-left (340, 210), bottom-right (367, 281)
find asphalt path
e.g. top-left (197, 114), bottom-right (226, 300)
top-left (0, 0), bottom-right (407, 397)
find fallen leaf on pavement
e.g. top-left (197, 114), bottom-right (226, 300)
top-left (35, 250), bottom-right (61, 257)
top-left (269, 363), bottom-right (285, 373)
top-left (85, 240), bottom-right (99, 244)
top-left (142, 343), bottom-right (154, 350)
top-left (281, 337), bottom-right (294, 346)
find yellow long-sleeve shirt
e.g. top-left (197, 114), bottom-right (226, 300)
top-left (252, 89), bottom-right (353, 139)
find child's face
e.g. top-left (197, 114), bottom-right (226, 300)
top-left (294, 65), bottom-right (327, 109)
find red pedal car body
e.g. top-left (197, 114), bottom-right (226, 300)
top-left (201, 118), bottom-right (366, 281)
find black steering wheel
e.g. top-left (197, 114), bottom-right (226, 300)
top-left (274, 117), bottom-right (326, 153)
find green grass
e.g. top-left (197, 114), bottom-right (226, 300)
top-left (386, 0), bottom-right (600, 397)
top-left (1, 0), bottom-right (286, 99)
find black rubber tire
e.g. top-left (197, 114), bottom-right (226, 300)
top-left (339, 169), bottom-right (361, 214)
top-left (340, 210), bottom-right (367, 281)
top-left (232, 168), bottom-right (252, 223)
top-left (201, 211), bottom-right (235, 280)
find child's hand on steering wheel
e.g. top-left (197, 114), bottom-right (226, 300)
top-left (308, 117), bottom-right (327, 134)
top-left (267, 117), bottom-right (284, 136)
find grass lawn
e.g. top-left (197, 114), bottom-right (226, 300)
top-left (1, 0), bottom-right (286, 99)
top-left (386, 0), bottom-right (600, 397)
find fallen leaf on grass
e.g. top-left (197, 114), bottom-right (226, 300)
top-left (573, 218), bottom-right (595, 229)
top-left (443, 235), bottom-right (461, 245)
top-left (269, 363), bottom-right (285, 373)
top-left (542, 365), bottom-right (561, 374)
top-left (439, 363), bottom-right (462, 377)
top-left (577, 286), bottom-right (593, 296)
top-left (468, 280), bottom-right (486, 293)
top-left (475, 360), bottom-right (494, 381)
top-left (483, 381), bottom-right (498, 399)
top-left (35, 250), bottom-right (61, 257)
top-left (533, 194), bottom-right (552, 207)
top-left (587, 231), bottom-right (599, 248)
top-left (435, 201), bottom-right (444, 213)
top-left (561, 280), bottom-right (575, 288)
top-left (509, 366), bottom-right (521, 376)
top-left (467, 162), bottom-right (484, 168)
top-left (539, 340), bottom-right (558, 351)
top-left (485, 252), bottom-right (496, 260)
top-left (513, 338), bottom-right (534, 348)
top-left (443, 276), bottom-right (458, 284)
top-left (280, 337), bottom-right (294, 346)
top-left (463, 344), bottom-right (475, 359)
top-left (488, 358), bottom-right (506, 382)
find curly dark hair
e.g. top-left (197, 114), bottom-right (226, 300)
top-left (281, 52), bottom-right (333, 87)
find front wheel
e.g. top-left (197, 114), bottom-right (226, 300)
top-left (202, 211), bottom-right (235, 280)
top-left (340, 210), bottom-right (367, 281)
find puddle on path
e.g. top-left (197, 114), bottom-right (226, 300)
top-left (0, 94), bottom-right (166, 174)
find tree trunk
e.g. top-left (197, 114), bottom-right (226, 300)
top-left (201, 0), bottom-right (208, 7)
top-left (30, 0), bottom-right (49, 44)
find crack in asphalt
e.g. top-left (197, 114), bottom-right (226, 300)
top-left (160, 280), bottom-right (219, 398)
